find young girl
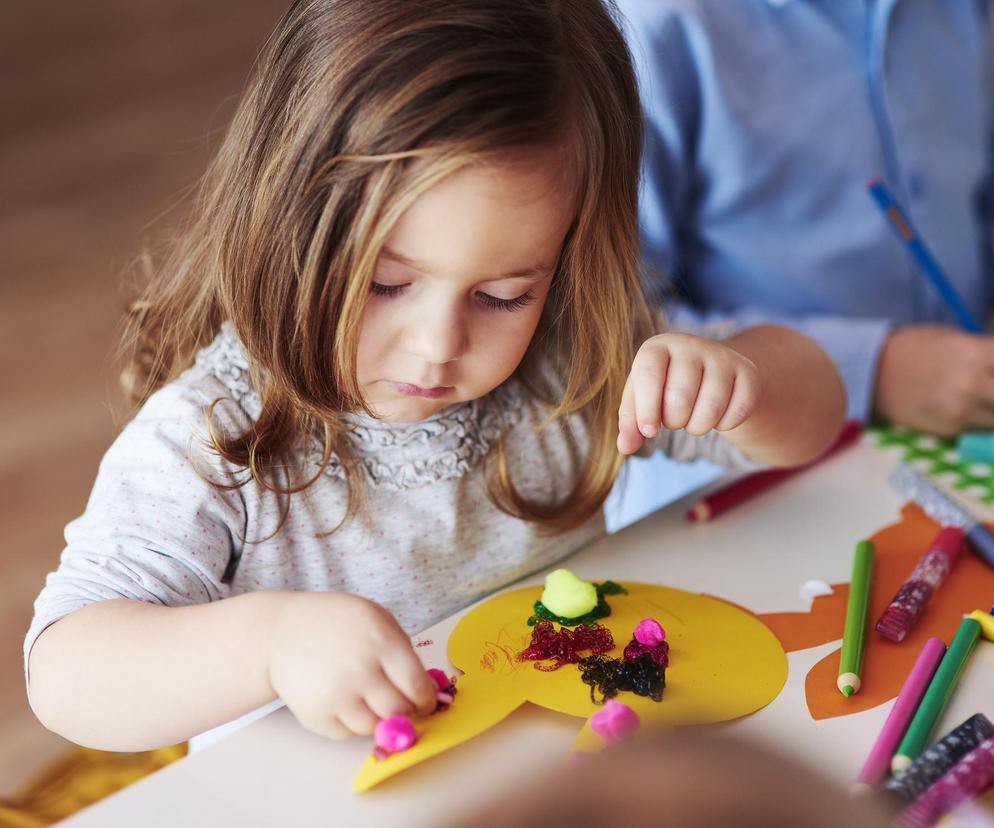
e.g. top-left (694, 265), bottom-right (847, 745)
top-left (25, 0), bottom-right (844, 751)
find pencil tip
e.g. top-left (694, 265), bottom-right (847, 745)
top-left (842, 685), bottom-right (854, 698)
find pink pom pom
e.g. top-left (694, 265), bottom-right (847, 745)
top-left (634, 618), bottom-right (665, 647)
top-left (427, 668), bottom-right (450, 691)
top-left (589, 700), bottom-right (640, 744)
top-left (373, 715), bottom-right (418, 756)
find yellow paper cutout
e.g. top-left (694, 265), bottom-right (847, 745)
top-left (354, 581), bottom-right (787, 791)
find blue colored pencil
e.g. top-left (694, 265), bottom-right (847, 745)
top-left (867, 177), bottom-right (983, 333)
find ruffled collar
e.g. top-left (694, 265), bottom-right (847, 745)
top-left (194, 322), bottom-right (524, 490)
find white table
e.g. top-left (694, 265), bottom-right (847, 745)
top-left (63, 439), bottom-right (994, 826)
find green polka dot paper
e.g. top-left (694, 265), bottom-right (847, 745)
top-left (873, 424), bottom-right (994, 504)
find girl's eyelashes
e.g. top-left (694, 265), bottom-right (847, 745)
top-left (369, 282), bottom-right (536, 312)
top-left (476, 290), bottom-right (535, 312)
top-left (370, 282), bottom-right (406, 298)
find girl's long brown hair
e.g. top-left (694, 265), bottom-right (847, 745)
top-left (121, 0), bottom-right (655, 534)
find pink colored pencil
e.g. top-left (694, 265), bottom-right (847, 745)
top-left (685, 419), bottom-right (862, 522)
top-left (853, 637), bottom-right (946, 791)
top-left (875, 527), bottom-right (965, 643)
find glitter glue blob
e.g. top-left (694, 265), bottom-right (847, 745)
top-left (519, 621), bottom-right (615, 671)
top-left (623, 636), bottom-right (670, 666)
top-left (579, 652), bottom-right (665, 704)
top-left (589, 699), bottom-right (640, 744)
top-left (527, 581), bottom-right (627, 627)
top-left (373, 716), bottom-right (418, 760)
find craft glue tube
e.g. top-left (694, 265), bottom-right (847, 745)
top-left (888, 464), bottom-right (994, 568)
top-left (892, 618), bottom-right (982, 772)
top-left (896, 736), bottom-right (994, 828)
top-left (838, 540), bottom-right (874, 697)
top-left (853, 638), bottom-right (945, 792)
top-left (875, 527), bottom-right (964, 643)
top-left (884, 713), bottom-right (994, 802)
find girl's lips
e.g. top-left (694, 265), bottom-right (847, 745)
top-left (388, 381), bottom-right (452, 399)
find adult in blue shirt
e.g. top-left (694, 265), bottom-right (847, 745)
top-left (616, 0), bottom-right (993, 436)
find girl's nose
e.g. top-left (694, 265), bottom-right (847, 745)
top-left (403, 300), bottom-right (469, 365)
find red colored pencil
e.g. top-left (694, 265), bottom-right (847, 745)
top-left (685, 419), bottom-right (862, 522)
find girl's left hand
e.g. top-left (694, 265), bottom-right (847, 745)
top-left (617, 333), bottom-right (762, 454)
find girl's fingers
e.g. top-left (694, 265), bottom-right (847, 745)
top-left (381, 647), bottom-right (437, 715)
top-left (715, 367), bottom-right (761, 431)
top-left (303, 712), bottom-right (351, 740)
top-left (631, 344), bottom-right (670, 440)
top-left (365, 669), bottom-right (417, 720)
top-left (337, 697), bottom-right (380, 736)
top-left (617, 375), bottom-right (644, 454)
top-left (685, 365), bottom-right (734, 435)
top-left (660, 355), bottom-right (703, 432)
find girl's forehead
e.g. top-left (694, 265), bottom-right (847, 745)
top-left (381, 158), bottom-right (573, 278)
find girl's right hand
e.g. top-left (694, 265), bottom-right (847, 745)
top-left (266, 592), bottom-right (437, 738)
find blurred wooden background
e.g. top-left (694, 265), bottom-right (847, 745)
top-left (0, 0), bottom-right (286, 794)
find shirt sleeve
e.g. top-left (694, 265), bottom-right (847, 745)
top-left (637, 425), bottom-right (759, 472)
top-left (667, 302), bottom-right (890, 423)
top-left (23, 371), bottom-right (250, 687)
top-left (620, 4), bottom-right (700, 291)
top-left (621, 5), bottom-right (890, 422)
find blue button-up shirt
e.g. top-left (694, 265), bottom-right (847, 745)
top-left (617, 0), bottom-right (994, 419)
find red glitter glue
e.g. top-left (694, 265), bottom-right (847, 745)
top-left (519, 621), bottom-right (615, 671)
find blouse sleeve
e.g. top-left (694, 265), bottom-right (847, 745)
top-left (637, 427), bottom-right (761, 471)
top-left (23, 370), bottom-right (251, 683)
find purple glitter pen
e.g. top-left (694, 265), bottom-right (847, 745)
top-left (896, 735), bottom-right (994, 828)
top-left (875, 526), bottom-right (965, 643)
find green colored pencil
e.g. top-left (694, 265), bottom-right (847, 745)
top-left (891, 616), bottom-right (981, 772)
top-left (837, 540), bottom-right (874, 697)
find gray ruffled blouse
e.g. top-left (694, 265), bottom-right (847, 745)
top-left (26, 323), bottom-right (753, 674)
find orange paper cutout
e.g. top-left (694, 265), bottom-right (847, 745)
top-left (759, 503), bottom-right (994, 720)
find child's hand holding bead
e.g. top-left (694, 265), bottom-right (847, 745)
top-left (267, 592), bottom-right (437, 738)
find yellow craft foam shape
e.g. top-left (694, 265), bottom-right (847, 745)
top-left (353, 581), bottom-right (788, 792)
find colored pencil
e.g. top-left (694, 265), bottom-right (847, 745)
top-left (875, 527), bottom-right (964, 642)
top-left (853, 637), bottom-right (946, 791)
top-left (838, 540), bottom-right (874, 697)
top-left (685, 419), bottom-right (861, 522)
top-left (889, 464), bottom-right (994, 568)
top-left (896, 736), bottom-right (994, 828)
top-left (885, 713), bottom-right (994, 802)
top-left (892, 618), bottom-right (982, 771)
top-left (867, 177), bottom-right (983, 333)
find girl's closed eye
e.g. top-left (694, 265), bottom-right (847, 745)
top-left (476, 290), bottom-right (535, 312)
top-left (370, 282), bottom-right (407, 298)
top-left (369, 281), bottom-right (536, 313)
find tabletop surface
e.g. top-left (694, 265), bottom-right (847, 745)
top-left (63, 438), bottom-right (994, 826)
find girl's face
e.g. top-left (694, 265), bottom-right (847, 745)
top-left (356, 155), bottom-right (574, 422)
